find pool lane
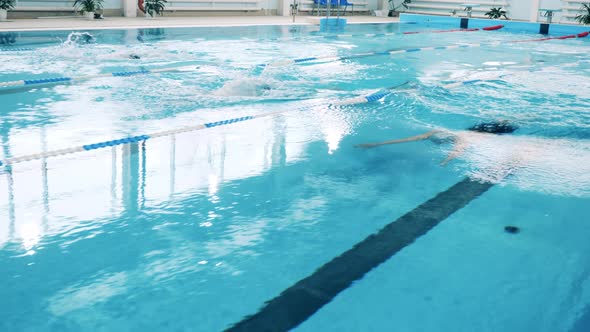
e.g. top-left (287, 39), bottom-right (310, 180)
top-left (227, 177), bottom-right (494, 331)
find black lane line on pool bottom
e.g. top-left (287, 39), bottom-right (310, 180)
top-left (460, 18), bottom-right (469, 29)
top-left (226, 177), bottom-right (494, 332)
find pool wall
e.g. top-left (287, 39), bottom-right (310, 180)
top-left (400, 14), bottom-right (590, 35)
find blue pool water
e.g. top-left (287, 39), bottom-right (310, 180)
top-left (0, 21), bottom-right (589, 331)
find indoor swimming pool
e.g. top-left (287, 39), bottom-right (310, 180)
top-left (0, 17), bottom-right (589, 331)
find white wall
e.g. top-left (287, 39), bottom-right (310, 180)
top-left (104, 0), bottom-right (121, 10)
top-left (12, 0), bottom-right (570, 20)
top-left (539, 0), bottom-right (565, 21)
top-left (366, 0), bottom-right (380, 11)
top-left (509, 0), bottom-right (536, 21)
top-left (402, 0), bottom-right (573, 22)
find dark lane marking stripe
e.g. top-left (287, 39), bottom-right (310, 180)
top-left (460, 18), bottom-right (469, 29)
top-left (226, 177), bottom-right (494, 332)
top-left (571, 305), bottom-right (590, 332)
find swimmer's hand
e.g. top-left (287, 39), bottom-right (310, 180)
top-left (439, 136), bottom-right (467, 166)
top-left (440, 152), bottom-right (458, 166)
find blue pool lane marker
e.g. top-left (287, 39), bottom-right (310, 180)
top-left (265, 31), bottom-right (589, 68)
top-left (111, 69), bottom-right (151, 77)
top-left (226, 177), bottom-right (495, 332)
top-left (82, 135), bottom-right (151, 151)
top-left (203, 116), bottom-right (254, 128)
top-left (441, 73), bottom-right (507, 89)
top-left (0, 66), bottom-right (200, 89)
top-left (0, 86), bottom-right (403, 168)
top-left (0, 47), bottom-right (34, 52)
top-left (442, 77), bottom-right (494, 89)
top-left (24, 77), bottom-right (72, 85)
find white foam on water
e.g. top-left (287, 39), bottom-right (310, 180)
top-left (441, 132), bottom-right (590, 197)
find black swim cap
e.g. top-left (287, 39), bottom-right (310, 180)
top-left (504, 225), bottom-right (520, 234)
top-left (468, 121), bottom-right (518, 134)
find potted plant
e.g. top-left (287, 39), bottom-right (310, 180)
top-left (73, 0), bottom-right (104, 19)
top-left (0, 0), bottom-right (15, 22)
top-left (575, 3), bottom-right (590, 24)
top-left (485, 7), bottom-right (508, 19)
top-left (144, 0), bottom-right (167, 18)
top-left (387, 0), bottom-right (411, 17)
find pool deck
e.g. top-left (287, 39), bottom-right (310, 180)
top-left (0, 15), bottom-right (399, 32)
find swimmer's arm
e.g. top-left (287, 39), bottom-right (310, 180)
top-left (355, 130), bottom-right (442, 148)
top-left (440, 136), bottom-right (468, 166)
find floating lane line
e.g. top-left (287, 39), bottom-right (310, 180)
top-left (329, 27), bottom-right (482, 39)
top-left (253, 27), bottom-right (492, 43)
top-left (0, 83), bottom-right (408, 168)
top-left (441, 72), bottom-right (511, 89)
top-left (510, 31), bottom-right (589, 43)
top-left (441, 63), bottom-right (548, 89)
top-left (442, 78), bottom-right (486, 89)
top-left (264, 31), bottom-right (589, 68)
top-left (0, 27), bottom-right (495, 55)
top-left (0, 65), bottom-right (200, 89)
top-left (0, 47), bottom-right (34, 52)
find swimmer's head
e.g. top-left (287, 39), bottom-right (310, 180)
top-left (214, 79), bottom-right (272, 97)
top-left (82, 34), bottom-right (95, 44)
top-left (467, 120), bottom-right (518, 134)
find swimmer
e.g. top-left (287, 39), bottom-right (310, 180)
top-left (356, 120), bottom-right (518, 165)
top-left (81, 33), bottom-right (95, 44)
top-left (0, 33), bottom-right (16, 45)
top-left (362, 121), bottom-right (590, 196)
top-left (129, 54), bottom-right (141, 60)
top-left (213, 78), bottom-right (273, 97)
top-left (65, 32), bottom-right (95, 45)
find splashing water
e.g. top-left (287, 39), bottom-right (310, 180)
top-left (62, 32), bottom-right (96, 46)
top-left (213, 77), bottom-right (275, 97)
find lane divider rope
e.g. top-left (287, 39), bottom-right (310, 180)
top-left (0, 27), bottom-right (491, 54)
top-left (0, 83), bottom-right (408, 167)
top-left (441, 73), bottom-right (511, 89)
top-left (264, 31), bottom-right (589, 68)
top-left (0, 65), bottom-right (199, 89)
top-left (326, 27), bottom-right (484, 39)
top-left (0, 47), bottom-right (34, 52)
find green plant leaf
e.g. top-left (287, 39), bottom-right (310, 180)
top-left (0, 0), bottom-right (16, 10)
top-left (577, 3), bottom-right (590, 24)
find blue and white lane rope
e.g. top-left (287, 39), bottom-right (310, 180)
top-left (333, 81), bottom-right (409, 105)
top-left (440, 64), bottom-right (546, 89)
top-left (441, 73), bottom-right (511, 89)
top-left (264, 31), bottom-right (590, 68)
top-left (329, 27), bottom-right (482, 39)
top-left (266, 27), bottom-right (484, 42)
top-left (0, 27), bottom-right (482, 54)
top-left (0, 66), bottom-right (199, 89)
top-left (0, 84), bottom-right (406, 167)
top-left (264, 44), bottom-right (479, 67)
top-left (442, 78), bottom-right (488, 89)
top-left (0, 47), bottom-right (34, 52)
